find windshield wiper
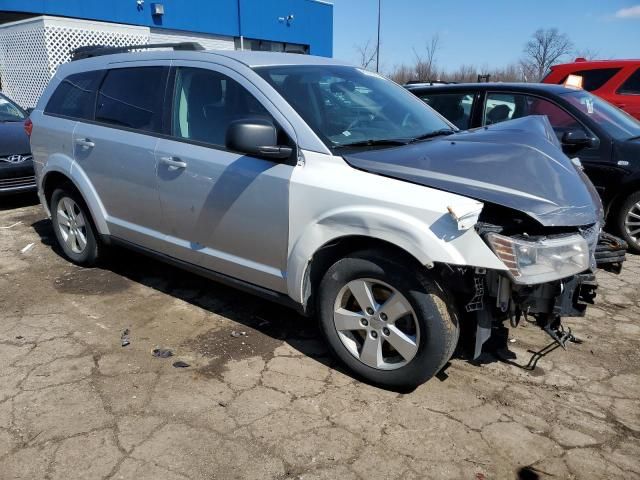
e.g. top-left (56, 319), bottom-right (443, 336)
top-left (408, 128), bottom-right (456, 143)
top-left (333, 138), bottom-right (409, 149)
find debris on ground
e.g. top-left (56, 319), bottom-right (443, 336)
top-left (0, 221), bottom-right (22, 229)
top-left (230, 330), bottom-right (247, 338)
top-left (20, 243), bottom-right (34, 254)
top-left (152, 347), bottom-right (173, 358)
top-left (172, 361), bottom-right (190, 368)
top-left (121, 328), bottom-right (130, 347)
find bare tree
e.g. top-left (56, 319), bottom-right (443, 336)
top-left (574, 48), bottom-right (600, 60)
top-left (413, 34), bottom-right (441, 81)
top-left (354, 40), bottom-right (378, 71)
top-left (521, 28), bottom-right (573, 81)
top-left (387, 64), bottom-right (414, 85)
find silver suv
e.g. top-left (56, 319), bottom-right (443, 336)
top-left (30, 44), bottom-right (602, 388)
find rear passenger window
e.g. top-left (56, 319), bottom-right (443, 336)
top-left (96, 67), bottom-right (167, 133)
top-left (420, 93), bottom-right (474, 129)
top-left (559, 68), bottom-right (621, 92)
top-left (45, 71), bottom-right (102, 120)
top-left (618, 68), bottom-right (640, 95)
top-left (171, 67), bottom-right (273, 147)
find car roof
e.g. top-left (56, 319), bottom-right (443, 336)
top-left (551, 59), bottom-right (640, 70)
top-left (70, 49), bottom-right (352, 69)
top-left (404, 82), bottom-right (577, 95)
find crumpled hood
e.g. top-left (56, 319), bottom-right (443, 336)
top-left (342, 116), bottom-right (602, 227)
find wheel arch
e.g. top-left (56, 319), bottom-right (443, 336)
top-left (41, 163), bottom-right (110, 235)
top-left (297, 235), bottom-right (430, 316)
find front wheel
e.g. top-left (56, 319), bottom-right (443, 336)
top-left (317, 250), bottom-right (459, 389)
top-left (616, 191), bottom-right (640, 253)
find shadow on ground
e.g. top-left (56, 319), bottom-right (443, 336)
top-left (30, 217), bottom-right (369, 386)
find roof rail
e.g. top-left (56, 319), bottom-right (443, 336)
top-left (70, 42), bottom-right (204, 61)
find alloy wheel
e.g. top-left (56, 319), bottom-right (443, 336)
top-left (333, 278), bottom-right (420, 370)
top-left (624, 202), bottom-right (640, 245)
top-left (56, 196), bottom-right (88, 254)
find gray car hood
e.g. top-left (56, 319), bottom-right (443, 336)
top-left (342, 116), bottom-right (601, 227)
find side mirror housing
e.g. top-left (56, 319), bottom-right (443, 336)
top-left (226, 118), bottom-right (293, 160)
top-left (562, 129), bottom-right (593, 148)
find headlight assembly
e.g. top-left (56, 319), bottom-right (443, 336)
top-left (486, 232), bottom-right (589, 285)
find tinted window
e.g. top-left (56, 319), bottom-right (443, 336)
top-left (559, 68), bottom-right (621, 92)
top-left (618, 68), bottom-right (640, 95)
top-left (419, 93), bottom-right (474, 129)
top-left (172, 67), bottom-right (273, 146)
top-left (45, 70), bottom-right (102, 120)
top-left (256, 65), bottom-right (451, 149)
top-left (96, 67), bottom-right (167, 133)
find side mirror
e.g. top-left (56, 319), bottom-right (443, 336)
top-left (562, 130), bottom-right (593, 148)
top-left (226, 118), bottom-right (293, 160)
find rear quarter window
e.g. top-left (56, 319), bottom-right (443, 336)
top-left (45, 70), bottom-right (103, 120)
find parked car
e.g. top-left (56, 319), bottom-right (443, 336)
top-left (0, 92), bottom-right (35, 194)
top-left (406, 82), bottom-right (640, 252)
top-left (541, 58), bottom-right (640, 120)
top-left (30, 44), bottom-right (602, 388)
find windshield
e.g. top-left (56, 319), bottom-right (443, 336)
top-left (255, 65), bottom-right (452, 149)
top-left (561, 90), bottom-right (640, 140)
top-left (0, 94), bottom-right (26, 122)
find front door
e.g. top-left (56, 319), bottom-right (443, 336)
top-left (155, 65), bottom-right (294, 292)
top-left (72, 64), bottom-right (169, 249)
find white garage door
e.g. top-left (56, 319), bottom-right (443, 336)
top-left (149, 28), bottom-right (235, 51)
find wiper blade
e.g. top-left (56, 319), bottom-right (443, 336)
top-left (409, 128), bottom-right (456, 143)
top-left (333, 138), bottom-right (409, 149)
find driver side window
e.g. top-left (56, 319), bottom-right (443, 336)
top-left (172, 67), bottom-right (274, 147)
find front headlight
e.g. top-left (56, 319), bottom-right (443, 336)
top-left (486, 233), bottom-right (589, 284)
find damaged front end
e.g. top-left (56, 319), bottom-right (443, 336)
top-left (439, 203), bottom-right (605, 359)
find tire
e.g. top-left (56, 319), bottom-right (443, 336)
top-left (317, 250), bottom-right (459, 390)
top-left (50, 187), bottom-right (101, 266)
top-left (615, 191), bottom-right (640, 254)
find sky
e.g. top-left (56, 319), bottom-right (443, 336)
top-left (331, 0), bottom-right (640, 73)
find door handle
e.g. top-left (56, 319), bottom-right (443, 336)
top-left (159, 156), bottom-right (187, 169)
top-left (75, 138), bottom-right (95, 148)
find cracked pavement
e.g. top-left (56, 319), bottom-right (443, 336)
top-left (1, 195), bottom-right (639, 480)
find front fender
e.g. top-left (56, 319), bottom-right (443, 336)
top-left (286, 205), bottom-right (506, 304)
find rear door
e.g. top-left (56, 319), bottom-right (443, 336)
top-left (154, 64), bottom-right (295, 292)
top-left (72, 63), bottom-right (169, 250)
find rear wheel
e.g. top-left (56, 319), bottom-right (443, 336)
top-left (317, 250), bottom-right (459, 389)
top-left (616, 191), bottom-right (640, 253)
top-left (50, 187), bottom-right (101, 266)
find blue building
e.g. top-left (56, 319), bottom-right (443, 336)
top-left (0, 0), bottom-right (333, 106)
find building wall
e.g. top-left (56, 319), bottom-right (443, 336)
top-left (0, 0), bottom-right (332, 55)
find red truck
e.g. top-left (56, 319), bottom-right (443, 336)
top-left (543, 58), bottom-right (640, 120)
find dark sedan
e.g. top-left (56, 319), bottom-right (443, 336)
top-left (406, 82), bottom-right (640, 252)
top-left (0, 92), bottom-right (35, 195)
